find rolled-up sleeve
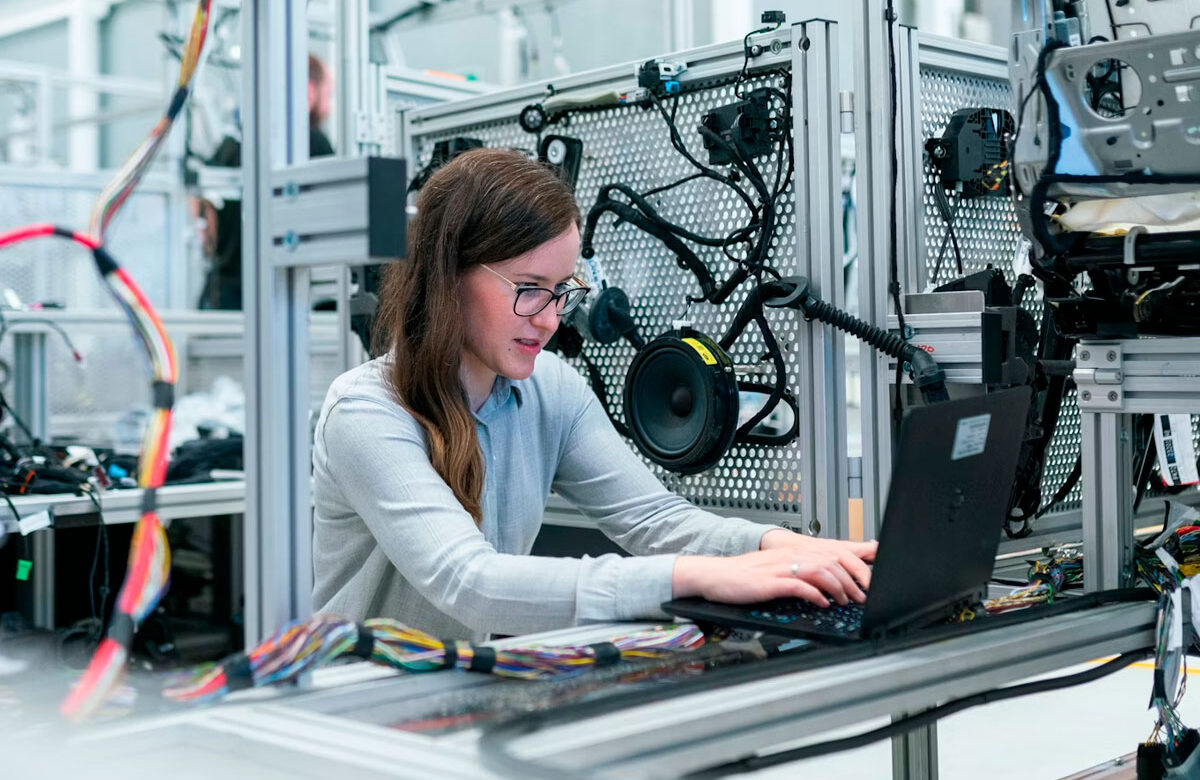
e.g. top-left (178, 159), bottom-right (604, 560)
top-left (550, 366), bottom-right (779, 559)
top-left (319, 395), bottom-right (681, 634)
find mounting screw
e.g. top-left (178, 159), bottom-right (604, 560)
top-left (1108, 391), bottom-right (1119, 402)
top-left (283, 181), bottom-right (300, 200)
top-left (903, 325), bottom-right (915, 339)
top-left (1106, 350), bottom-right (1116, 362)
top-left (1081, 390), bottom-right (1092, 401)
top-left (283, 231), bottom-right (299, 251)
top-left (1080, 350), bottom-right (1090, 361)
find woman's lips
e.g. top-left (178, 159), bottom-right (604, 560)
top-left (514, 338), bottom-right (541, 355)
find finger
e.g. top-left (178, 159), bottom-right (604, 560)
top-left (784, 578), bottom-right (829, 608)
top-left (806, 567), bottom-right (849, 605)
top-left (854, 540), bottom-right (879, 562)
top-left (830, 561), bottom-right (867, 603)
top-left (839, 551), bottom-right (873, 591)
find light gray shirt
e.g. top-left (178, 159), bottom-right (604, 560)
top-left (311, 350), bottom-right (775, 641)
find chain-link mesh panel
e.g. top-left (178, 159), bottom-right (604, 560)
top-left (412, 73), bottom-right (807, 515)
top-left (918, 64), bottom-right (1084, 512)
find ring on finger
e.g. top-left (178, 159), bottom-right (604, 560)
top-left (789, 562), bottom-right (800, 578)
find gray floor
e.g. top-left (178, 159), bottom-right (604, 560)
top-left (744, 659), bottom-right (1196, 779)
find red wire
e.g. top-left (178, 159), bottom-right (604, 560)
top-left (0, 223), bottom-right (101, 252)
top-left (150, 412), bottom-right (172, 485)
top-left (0, 224), bottom-right (54, 249)
top-left (60, 637), bottom-right (120, 716)
top-left (116, 518), bottom-right (157, 615)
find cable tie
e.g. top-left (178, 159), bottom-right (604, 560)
top-left (440, 639), bottom-right (459, 669)
top-left (108, 611), bottom-right (136, 649)
top-left (92, 247), bottom-right (119, 276)
top-left (152, 381), bottom-right (175, 410)
top-left (220, 653), bottom-right (255, 692)
top-left (588, 641), bottom-right (622, 667)
top-left (351, 623), bottom-right (375, 659)
top-left (468, 645), bottom-right (497, 673)
top-left (166, 86), bottom-right (189, 121)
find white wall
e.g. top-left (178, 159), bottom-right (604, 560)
top-left (99, 0), bottom-right (168, 169)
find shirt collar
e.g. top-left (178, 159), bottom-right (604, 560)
top-left (474, 375), bottom-right (523, 423)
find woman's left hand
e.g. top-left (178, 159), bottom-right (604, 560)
top-left (759, 529), bottom-right (877, 591)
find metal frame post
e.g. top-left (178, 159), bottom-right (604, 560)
top-left (851, 0), bottom-right (898, 540)
top-left (13, 332), bottom-right (52, 628)
top-left (793, 19), bottom-right (850, 539)
top-left (1079, 409), bottom-right (1135, 590)
top-left (894, 718), bottom-right (939, 780)
top-left (1076, 336), bottom-right (1200, 591)
top-left (242, 0), bottom-right (314, 645)
top-left (896, 27), bottom-right (925, 298)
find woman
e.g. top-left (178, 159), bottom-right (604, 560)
top-left (312, 148), bottom-right (876, 641)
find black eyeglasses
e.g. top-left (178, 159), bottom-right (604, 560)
top-left (480, 264), bottom-right (591, 317)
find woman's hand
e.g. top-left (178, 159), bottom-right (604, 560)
top-left (672, 546), bottom-right (869, 608)
top-left (759, 528), bottom-right (875, 590)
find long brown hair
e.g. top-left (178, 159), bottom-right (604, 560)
top-left (373, 148), bottom-right (579, 524)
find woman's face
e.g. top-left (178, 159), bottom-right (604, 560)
top-left (459, 223), bottom-right (581, 386)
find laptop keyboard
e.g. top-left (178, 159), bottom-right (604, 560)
top-left (747, 600), bottom-right (866, 634)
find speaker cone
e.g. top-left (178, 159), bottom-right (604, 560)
top-left (623, 329), bottom-right (739, 474)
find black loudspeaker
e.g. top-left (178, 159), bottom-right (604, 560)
top-left (623, 329), bottom-right (739, 474)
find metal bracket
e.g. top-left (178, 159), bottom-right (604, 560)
top-left (268, 156), bottom-right (407, 267)
top-left (354, 111), bottom-right (376, 144)
top-left (839, 90), bottom-right (855, 134)
top-left (1075, 342), bottom-right (1124, 411)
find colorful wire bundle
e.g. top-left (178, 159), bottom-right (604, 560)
top-left (88, 0), bottom-right (212, 243)
top-left (1149, 591), bottom-right (1191, 761)
top-left (0, 0), bottom-right (211, 722)
top-left (1135, 525), bottom-right (1200, 594)
top-left (985, 555), bottom-right (1083, 615)
top-left (163, 617), bottom-right (707, 704)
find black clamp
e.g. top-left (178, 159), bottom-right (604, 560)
top-left (351, 623), bottom-right (375, 659)
top-left (588, 641), bottom-right (622, 668)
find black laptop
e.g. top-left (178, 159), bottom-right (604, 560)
top-left (663, 387), bottom-right (1031, 643)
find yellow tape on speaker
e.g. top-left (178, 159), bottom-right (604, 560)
top-left (682, 337), bottom-right (718, 366)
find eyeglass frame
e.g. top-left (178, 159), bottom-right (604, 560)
top-left (478, 263), bottom-right (592, 317)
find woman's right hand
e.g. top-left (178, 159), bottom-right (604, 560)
top-left (671, 548), bottom-right (868, 608)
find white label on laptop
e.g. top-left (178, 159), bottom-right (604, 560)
top-left (1154, 413), bottom-right (1199, 487)
top-left (950, 414), bottom-right (991, 461)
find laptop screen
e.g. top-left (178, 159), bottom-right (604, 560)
top-left (861, 386), bottom-right (1031, 636)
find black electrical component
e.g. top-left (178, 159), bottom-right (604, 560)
top-left (518, 103), bottom-right (548, 134)
top-left (699, 88), bottom-right (776, 166)
top-left (569, 285), bottom-right (641, 346)
top-left (408, 136), bottom-right (483, 192)
top-left (624, 329), bottom-right (740, 475)
top-left (637, 59), bottom-right (686, 96)
top-left (933, 268), bottom-right (1038, 387)
top-left (1137, 742), bottom-right (1167, 780)
top-left (925, 107), bottom-right (1015, 197)
top-left (538, 135), bottom-right (584, 189)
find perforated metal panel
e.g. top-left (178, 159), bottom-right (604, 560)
top-left (918, 59), bottom-right (1085, 512)
top-left (919, 71), bottom-right (1020, 290)
top-left (0, 184), bottom-right (171, 307)
top-left (410, 71), bottom-right (810, 516)
top-left (0, 180), bottom-right (177, 446)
